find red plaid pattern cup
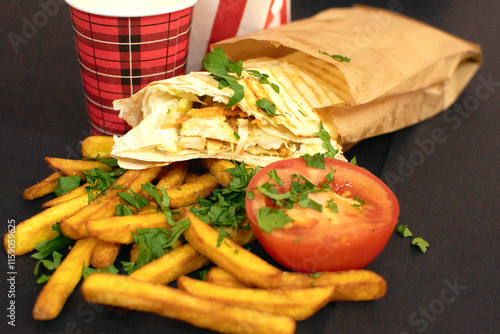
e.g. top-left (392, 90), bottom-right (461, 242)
top-left (65, 0), bottom-right (197, 136)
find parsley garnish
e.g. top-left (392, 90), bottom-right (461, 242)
top-left (396, 224), bottom-right (413, 237)
top-left (117, 187), bottom-right (149, 211)
top-left (352, 196), bottom-right (366, 211)
top-left (412, 237), bottom-right (430, 253)
top-left (31, 223), bottom-right (75, 283)
top-left (326, 199), bottom-right (338, 213)
top-left (349, 156), bottom-right (358, 166)
top-left (319, 49), bottom-right (351, 62)
top-left (246, 69), bottom-right (280, 93)
top-left (82, 167), bottom-right (126, 203)
top-left (54, 176), bottom-right (81, 196)
top-left (202, 47), bottom-right (244, 107)
top-left (83, 263), bottom-right (119, 279)
top-left (190, 161), bottom-right (258, 230)
top-left (316, 121), bottom-right (339, 158)
top-left (301, 153), bottom-right (326, 169)
top-left (256, 98), bottom-right (281, 117)
top-left (256, 207), bottom-right (293, 233)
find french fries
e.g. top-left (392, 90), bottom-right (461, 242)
top-left (41, 183), bottom-right (89, 208)
top-left (10, 136), bottom-right (391, 333)
top-left (23, 172), bottom-right (60, 200)
top-left (3, 193), bottom-right (89, 255)
top-left (177, 275), bottom-right (334, 320)
top-left (32, 237), bottom-right (98, 320)
top-left (206, 266), bottom-right (387, 302)
top-left (81, 135), bottom-right (114, 158)
top-left (203, 158), bottom-right (235, 187)
top-left (60, 167), bottom-right (162, 239)
top-left (166, 172), bottom-right (219, 208)
top-left (87, 212), bottom-right (169, 244)
top-left (130, 244), bottom-right (211, 284)
top-left (181, 208), bottom-right (283, 288)
top-left (44, 157), bottom-right (112, 179)
top-left (81, 273), bottom-right (296, 334)
top-left (90, 240), bottom-right (121, 269)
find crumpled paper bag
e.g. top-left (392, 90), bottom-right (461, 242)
top-left (213, 5), bottom-right (482, 144)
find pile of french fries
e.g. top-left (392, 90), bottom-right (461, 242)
top-left (4, 136), bottom-right (388, 334)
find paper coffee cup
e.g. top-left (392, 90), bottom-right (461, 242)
top-left (65, 0), bottom-right (197, 135)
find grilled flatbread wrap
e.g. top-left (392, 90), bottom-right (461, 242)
top-left (111, 58), bottom-right (345, 169)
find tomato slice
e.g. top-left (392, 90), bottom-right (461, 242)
top-left (245, 158), bottom-right (399, 272)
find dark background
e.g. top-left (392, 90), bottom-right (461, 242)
top-left (1, 0), bottom-right (499, 333)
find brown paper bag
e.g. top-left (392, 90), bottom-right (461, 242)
top-left (213, 5), bottom-right (482, 144)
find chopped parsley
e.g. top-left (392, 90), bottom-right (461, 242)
top-left (117, 187), bottom-right (150, 211)
top-left (202, 47), bottom-right (244, 107)
top-left (256, 207), bottom-right (293, 233)
top-left (190, 161), bottom-right (258, 230)
top-left (31, 223), bottom-right (75, 283)
top-left (246, 69), bottom-right (280, 93)
top-left (412, 237), bottom-right (430, 253)
top-left (319, 49), bottom-right (351, 62)
top-left (82, 167), bottom-right (126, 203)
top-left (316, 121), bottom-right (339, 158)
top-left (83, 263), bottom-right (119, 279)
top-left (256, 98), bottom-right (281, 117)
top-left (54, 176), bottom-right (81, 196)
top-left (396, 224), bottom-right (413, 237)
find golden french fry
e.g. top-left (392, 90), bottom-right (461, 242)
top-left (183, 172), bottom-right (202, 183)
top-left (206, 266), bottom-right (387, 302)
top-left (166, 173), bottom-right (218, 208)
top-left (87, 212), bottom-right (169, 244)
top-left (280, 270), bottom-right (387, 301)
top-left (32, 237), bottom-right (98, 320)
top-left (90, 240), bottom-right (121, 269)
top-left (130, 243), bottom-right (210, 284)
top-left (203, 159), bottom-right (235, 187)
top-left (177, 275), bottom-right (334, 320)
top-left (181, 208), bottom-right (282, 288)
top-left (81, 136), bottom-right (115, 159)
top-left (23, 172), bottom-right (61, 200)
top-left (81, 273), bottom-right (296, 334)
top-left (156, 161), bottom-right (189, 190)
top-left (42, 183), bottom-right (89, 208)
top-left (4, 194), bottom-right (89, 256)
top-left (205, 267), bottom-right (247, 288)
top-left (45, 157), bottom-right (112, 179)
top-left (60, 167), bottom-right (162, 240)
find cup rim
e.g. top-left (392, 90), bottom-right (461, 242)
top-left (65, 0), bottom-right (198, 17)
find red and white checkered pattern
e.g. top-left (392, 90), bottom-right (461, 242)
top-left (187, 0), bottom-right (291, 72)
top-left (70, 6), bottom-right (194, 135)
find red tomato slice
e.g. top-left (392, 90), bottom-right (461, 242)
top-left (245, 158), bottom-right (399, 272)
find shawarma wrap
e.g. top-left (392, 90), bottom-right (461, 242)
top-left (111, 56), bottom-right (346, 169)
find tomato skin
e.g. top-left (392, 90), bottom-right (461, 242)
top-left (245, 158), bottom-right (399, 273)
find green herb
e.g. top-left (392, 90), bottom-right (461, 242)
top-left (123, 225), bottom-right (190, 274)
top-left (310, 272), bottom-right (321, 278)
top-left (326, 199), bottom-right (338, 213)
top-left (246, 69), bottom-right (280, 93)
top-left (83, 167), bottom-right (126, 203)
top-left (319, 49), bottom-right (351, 62)
top-left (267, 170), bottom-right (283, 186)
top-left (256, 207), bottom-right (293, 233)
top-left (352, 196), bottom-right (366, 211)
top-left (199, 269), bottom-right (208, 281)
top-left (83, 264), bottom-right (119, 279)
top-left (116, 203), bottom-right (134, 216)
top-left (83, 156), bottom-right (120, 168)
top-left (298, 109), bottom-right (307, 117)
top-left (316, 122), bottom-right (339, 158)
top-left (54, 176), bottom-right (81, 196)
top-left (31, 223), bottom-right (75, 260)
top-left (349, 156), bottom-right (358, 166)
top-left (233, 131), bottom-right (241, 140)
top-left (256, 98), bottom-right (281, 117)
top-left (412, 237), bottom-right (430, 253)
top-left (217, 230), bottom-right (231, 247)
top-left (202, 47), bottom-right (244, 107)
top-left (301, 153), bottom-right (326, 169)
top-left (118, 187), bottom-right (149, 210)
top-left (396, 224), bottom-right (413, 237)
top-left (293, 238), bottom-right (303, 243)
top-left (33, 251), bottom-right (62, 284)
top-left (190, 161), bottom-right (258, 230)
